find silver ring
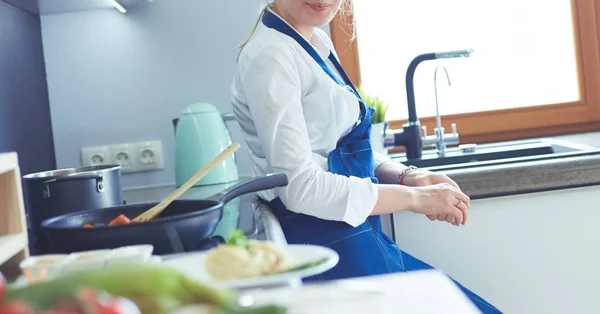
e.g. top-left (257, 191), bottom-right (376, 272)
top-left (455, 199), bottom-right (463, 207)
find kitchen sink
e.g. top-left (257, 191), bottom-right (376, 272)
top-left (390, 138), bottom-right (600, 171)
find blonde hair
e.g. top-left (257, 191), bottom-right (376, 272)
top-left (337, 0), bottom-right (356, 41)
top-left (238, 0), bottom-right (354, 57)
top-left (238, 3), bottom-right (271, 52)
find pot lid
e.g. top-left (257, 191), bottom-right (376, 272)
top-left (181, 103), bottom-right (219, 115)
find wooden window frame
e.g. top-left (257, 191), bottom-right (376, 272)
top-left (330, 0), bottom-right (600, 150)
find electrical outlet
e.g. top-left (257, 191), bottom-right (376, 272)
top-left (81, 146), bottom-right (111, 167)
top-left (109, 143), bottom-right (137, 173)
top-left (135, 140), bottom-right (164, 171)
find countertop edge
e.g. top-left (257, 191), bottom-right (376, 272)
top-left (440, 153), bottom-right (600, 199)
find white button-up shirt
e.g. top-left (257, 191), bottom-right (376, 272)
top-left (230, 9), bottom-right (390, 227)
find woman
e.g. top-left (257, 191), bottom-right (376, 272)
top-left (230, 1), bottom-right (501, 313)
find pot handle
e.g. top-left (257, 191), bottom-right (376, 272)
top-left (42, 173), bottom-right (102, 185)
top-left (42, 174), bottom-right (105, 199)
top-left (207, 173), bottom-right (288, 205)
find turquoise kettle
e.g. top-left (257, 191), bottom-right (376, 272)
top-left (174, 103), bottom-right (239, 186)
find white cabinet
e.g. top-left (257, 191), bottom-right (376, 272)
top-left (392, 185), bottom-right (600, 314)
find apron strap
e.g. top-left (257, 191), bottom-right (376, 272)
top-left (262, 9), bottom-right (360, 99)
top-left (327, 53), bottom-right (359, 95)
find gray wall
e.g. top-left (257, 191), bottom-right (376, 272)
top-left (41, 0), bottom-right (284, 188)
top-left (0, 0), bottom-right (56, 176)
top-left (2, 0), bottom-right (38, 14)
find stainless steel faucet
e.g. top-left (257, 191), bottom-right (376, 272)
top-left (421, 65), bottom-right (459, 157)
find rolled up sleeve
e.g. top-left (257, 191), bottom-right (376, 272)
top-left (240, 47), bottom-right (377, 227)
top-left (373, 151), bottom-right (392, 170)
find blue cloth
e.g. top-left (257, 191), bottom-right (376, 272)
top-left (262, 10), bottom-right (502, 313)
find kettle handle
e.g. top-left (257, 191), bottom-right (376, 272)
top-left (222, 113), bottom-right (237, 122)
top-left (173, 114), bottom-right (236, 135)
top-left (221, 113), bottom-right (238, 137)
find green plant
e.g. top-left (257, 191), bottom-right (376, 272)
top-left (357, 86), bottom-right (389, 124)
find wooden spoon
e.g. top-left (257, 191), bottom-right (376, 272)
top-left (132, 142), bottom-right (241, 223)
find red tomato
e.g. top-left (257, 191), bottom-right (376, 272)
top-left (0, 271), bottom-right (5, 302)
top-left (0, 285), bottom-right (140, 314)
top-left (95, 295), bottom-right (140, 314)
top-left (0, 301), bottom-right (34, 314)
top-left (108, 215), bottom-right (131, 227)
top-left (75, 289), bottom-right (140, 314)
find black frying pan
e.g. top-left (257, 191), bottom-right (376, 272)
top-left (40, 173), bottom-right (288, 255)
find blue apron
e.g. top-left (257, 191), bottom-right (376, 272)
top-left (261, 10), bottom-right (502, 314)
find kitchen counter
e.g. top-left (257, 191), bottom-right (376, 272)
top-left (442, 151), bottom-right (600, 200)
top-left (552, 131), bottom-right (600, 149)
top-left (416, 132), bottom-right (600, 200)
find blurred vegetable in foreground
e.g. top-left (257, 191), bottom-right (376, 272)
top-left (3, 264), bottom-right (286, 314)
top-left (226, 229), bottom-right (250, 249)
top-left (0, 271), bottom-right (6, 303)
top-left (0, 287), bottom-right (141, 314)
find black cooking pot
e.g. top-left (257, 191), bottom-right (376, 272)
top-left (22, 165), bottom-right (123, 255)
top-left (40, 173), bottom-right (288, 255)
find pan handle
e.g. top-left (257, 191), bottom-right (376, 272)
top-left (207, 173), bottom-right (288, 205)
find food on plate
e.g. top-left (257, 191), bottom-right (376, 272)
top-left (205, 230), bottom-right (293, 281)
top-left (73, 253), bottom-right (102, 261)
top-left (69, 250), bottom-right (111, 262)
top-left (3, 264), bottom-right (286, 314)
top-left (30, 256), bottom-right (65, 266)
top-left (277, 257), bottom-right (329, 274)
top-left (19, 255), bottom-right (69, 284)
top-left (23, 268), bottom-right (47, 284)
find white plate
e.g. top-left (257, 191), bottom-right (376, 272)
top-left (163, 244), bottom-right (339, 289)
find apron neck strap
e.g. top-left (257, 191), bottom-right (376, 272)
top-left (262, 9), bottom-right (361, 99)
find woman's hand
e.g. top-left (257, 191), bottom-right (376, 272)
top-left (373, 162), bottom-right (470, 225)
top-left (400, 168), bottom-right (470, 225)
top-left (410, 183), bottom-right (470, 226)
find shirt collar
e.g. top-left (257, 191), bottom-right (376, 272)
top-left (264, 7), bottom-right (330, 60)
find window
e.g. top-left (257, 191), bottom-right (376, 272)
top-left (330, 0), bottom-right (600, 145)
